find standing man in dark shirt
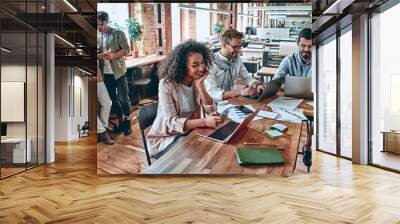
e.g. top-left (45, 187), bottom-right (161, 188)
top-left (97, 11), bottom-right (132, 135)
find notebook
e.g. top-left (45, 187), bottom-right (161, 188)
top-left (236, 147), bottom-right (285, 166)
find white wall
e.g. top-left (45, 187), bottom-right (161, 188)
top-left (195, 3), bottom-right (211, 42)
top-left (54, 67), bottom-right (89, 141)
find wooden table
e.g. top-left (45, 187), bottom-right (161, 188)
top-left (257, 66), bottom-right (278, 84)
top-left (125, 54), bottom-right (166, 69)
top-left (143, 96), bottom-right (314, 176)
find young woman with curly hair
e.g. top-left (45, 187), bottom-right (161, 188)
top-left (147, 40), bottom-right (222, 158)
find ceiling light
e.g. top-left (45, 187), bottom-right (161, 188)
top-left (63, 0), bottom-right (78, 12)
top-left (1, 47), bottom-right (11, 53)
top-left (54, 34), bottom-right (75, 48)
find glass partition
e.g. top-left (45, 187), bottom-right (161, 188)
top-left (370, 3), bottom-right (400, 171)
top-left (339, 27), bottom-right (352, 158)
top-left (0, 0), bottom-right (46, 179)
top-left (317, 35), bottom-right (337, 155)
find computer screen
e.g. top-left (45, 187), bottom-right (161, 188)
top-left (245, 27), bottom-right (257, 35)
top-left (1, 123), bottom-right (7, 137)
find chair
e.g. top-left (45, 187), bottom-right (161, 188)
top-left (244, 60), bottom-right (262, 83)
top-left (128, 64), bottom-right (159, 106)
top-left (137, 102), bottom-right (158, 165)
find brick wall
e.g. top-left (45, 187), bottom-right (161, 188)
top-left (129, 3), bottom-right (163, 56)
top-left (180, 4), bottom-right (196, 42)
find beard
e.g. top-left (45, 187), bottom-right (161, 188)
top-left (301, 51), bottom-right (311, 60)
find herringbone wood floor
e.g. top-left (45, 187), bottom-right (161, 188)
top-left (1, 136), bottom-right (400, 223)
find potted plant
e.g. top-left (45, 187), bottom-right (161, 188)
top-left (127, 18), bottom-right (142, 58)
top-left (214, 21), bottom-right (224, 37)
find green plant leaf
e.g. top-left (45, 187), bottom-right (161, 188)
top-left (126, 18), bottom-right (142, 42)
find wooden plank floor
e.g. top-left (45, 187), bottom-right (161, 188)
top-left (1, 136), bottom-right (400, 223)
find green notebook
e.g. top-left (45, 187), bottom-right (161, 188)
top-left (236, 147), bottom-right (285, 166)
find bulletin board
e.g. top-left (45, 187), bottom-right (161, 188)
top-left (1, 82), bottom-right (25, 122)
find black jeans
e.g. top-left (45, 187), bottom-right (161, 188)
top-left (104, 74), bottom-right (131, 119)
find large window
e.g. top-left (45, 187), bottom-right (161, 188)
top-left (0, 1), bottom-right (46, 179)
top-left (370, 3), bottom-right (400, 171)
top-left (339, 27), bottom-right (352, 158)
top-left (317, 35), bottom-right (337, 155)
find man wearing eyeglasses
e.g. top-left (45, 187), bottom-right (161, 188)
top-left (205, 28), bottom-right (264, 102)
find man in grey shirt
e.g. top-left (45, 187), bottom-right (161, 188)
top-left (273, 28), bottom-right (312, 80)
top-left (205, 29), bottom-right (264, 102)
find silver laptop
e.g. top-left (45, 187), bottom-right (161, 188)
top-left (284, 76), bottom-right (313, 100)
top-left (197, 109), bottom-right (259, 143)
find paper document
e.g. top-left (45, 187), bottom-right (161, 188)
top-left (267, 96), bottom-right (303, 110)
top-left (306, 101), bottom-right (314, 107)
top-left (257, 110), bottom-right (278, 119)
top-left (217, 104), bottom-right (235, 115)
top-left (271, 106), bottom-right (307, 123)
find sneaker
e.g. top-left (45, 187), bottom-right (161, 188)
top-left (123, 119), bottom-right (132, 136)
top-left (111, 123), bottom-right (123, 133)
top-left (103, 131), bottom-right (115, 145)
top-left (97, 133), bottom-right (104, 143)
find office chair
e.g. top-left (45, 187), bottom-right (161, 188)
top-left (137, 102), bottom-right (158, 166)
top-left (244, 60), bottom-right (261, 82)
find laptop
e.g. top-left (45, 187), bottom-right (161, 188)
top-left (240, 77), bottom-right (283, 102)
top-left (197, 109), bottom-right (260, 143)
top-left (284, 76), bottom-right (313, 100)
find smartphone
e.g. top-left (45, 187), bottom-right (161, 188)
top-left (236, 105), bottom-right (253, 114)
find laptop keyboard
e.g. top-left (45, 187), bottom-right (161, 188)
top-left (208, 121), bottom-right (240, 141)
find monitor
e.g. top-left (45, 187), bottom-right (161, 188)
top-left (245, 27), bottom-right (257, 35)
top-left (1, 123), bottom-right (7, 137)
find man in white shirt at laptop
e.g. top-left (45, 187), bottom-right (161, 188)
top-left (205, 29), bottom-right (264, 102)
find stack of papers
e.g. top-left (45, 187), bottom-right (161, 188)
top-left (271, 106), bottom-right (307, 123)
top-left (267, 96), bottom-right (303, 110)
top-left (217, 104), bottom-right (279, 123)
top-left (257, 110), bottom-right (278, 119)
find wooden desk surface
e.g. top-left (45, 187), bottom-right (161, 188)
top-left (143, 96), bottom-right (313, 176)
top-left (257, 66), bottom-right (278, 75)
top-left (125, 54), bottom-right (166, 69)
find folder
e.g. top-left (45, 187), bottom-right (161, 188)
top-left (236, 147), bottom-right (285, 166)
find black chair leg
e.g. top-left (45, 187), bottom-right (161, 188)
top-left (140, 129), bottom-right (152, 166)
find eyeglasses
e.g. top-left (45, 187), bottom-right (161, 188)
top-left (228, 43), bottom-right (243, 50)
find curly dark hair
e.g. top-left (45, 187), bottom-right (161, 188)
top-left (158, 40), bottom-right (213, 84)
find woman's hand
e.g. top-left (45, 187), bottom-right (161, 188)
top-left (194, 66), bottom-right (209, 86)
top-left (204, 115), bottom-right (222, 129)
